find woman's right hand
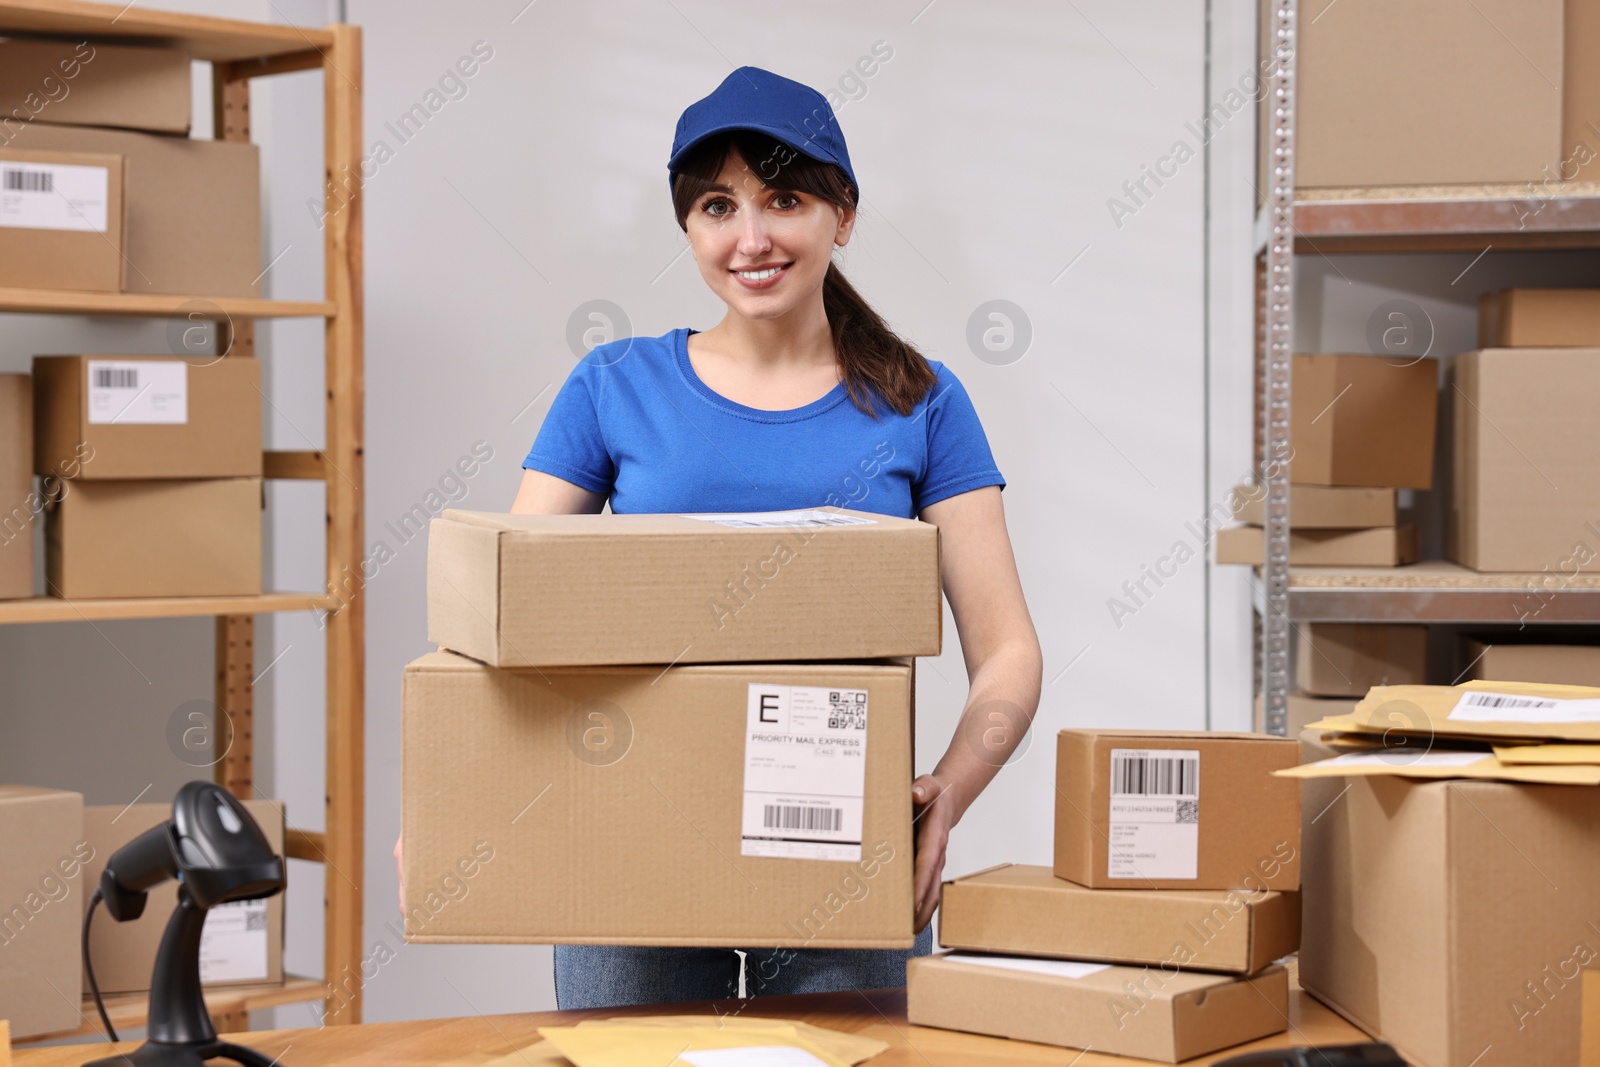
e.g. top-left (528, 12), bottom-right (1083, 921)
top-left (394, 832), bottom-right (405, 916)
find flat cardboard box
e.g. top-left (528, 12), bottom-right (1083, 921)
top-left (1447, 348), bottom-right (1600, 573)
top-left (0, 39), bottom-right (189, 135)
top-left (428, 508), bottom-right (940, 667)
top-left (0, 784), bottom-right (85, 1040)
top-left (402, 651), bottom-right (914, 946)
top-left (0, 376), bottom-right (31, 599)
top-left (81, 800), bottom-right (284, 994)
top-left (1291, 354), bottom-right (1438, 489)
top-left (1053, 730), bottom-right (1300, 891)
top-left (13, 123), bottom-right (259, 298)
top-left (1299, 732), bottom-right (1600, 1067)
top-left (1479, 289), bottom-right (1600, 347)
top-left (938, 863), bottom-right (1299, 975)
top-left (33, 355), bottom-right (262, 479)
top-left (45, 477), bottom-right (262, 599)
top-left (1230, 483), bottom-right (1399, 528)
top-left (906, 953), bottom-right (1289, 1063)
top-left (1295, 622), bottom-right (1428, 698)
top-left (1253, 690), bottom-right (1359, 735)
top-left (1463, 638), bottom-right (1600, 689)
top-left (0, 147), bottom-right (126, 292)
top-left (1215, 524), bottom-right (1420, 567)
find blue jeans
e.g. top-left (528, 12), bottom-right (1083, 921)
top-left (553, 925), bottom-right (934, 1010)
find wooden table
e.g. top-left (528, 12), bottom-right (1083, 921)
top-left (15, 983), bottom-right (1371, 1066)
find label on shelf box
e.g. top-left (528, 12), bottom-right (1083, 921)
top-left (0, 162), bottom-right (109, 232)
top-left (199, 898), bottom-right (270, 983)
top-left (87, 360), bottom-right (188, 425)
top-left (1107, 748), bottom-right (1200, 880)
top-left (741, 683), bottom-right (867, 862)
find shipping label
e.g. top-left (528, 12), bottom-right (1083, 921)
top-left (0, 162), bottom-right (109, 232)
top-left (87, 360), bottom-right (188, 425)
top-left (741, 683), bottom-right (867, 861)
top-left (682, 510), bottom-right (876, 528)
top-left (199, 898), bottom-right (270, 982)
top-left (1448, 689), bottom-right (1600, 724)
top-left (1107, 748), bottom-right (1200, 880)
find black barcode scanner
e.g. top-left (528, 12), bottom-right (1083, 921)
top-left (1213, 1044), bottom-right (1407, 1066)
top-left (83, 781), bottom-right (286, 1067)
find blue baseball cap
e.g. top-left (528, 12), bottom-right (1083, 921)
top-left (668, 66), bottom-right (859, 200)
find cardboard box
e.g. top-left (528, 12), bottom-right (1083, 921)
top-left (1215, 524), bottom-right (1420, 567)
top-left (428, 508), bottom-right (940, 667)
top-left (1567, 0), bottom-right (1600, 182)
top-left (1463, 637), bottom-right (1600, 689)
top-left (45, 477), bottom-right (262, 598)
top-left (33, 355), bottom-right (262, 479)
top-left (1, 375), bottom-right (32, 600)
top-left (402, 651), bottom-right (914, 946)
top-left (1584, 969), bottom-right (1600, 1067)
top-left (0, 784), bottom-right (85, 1040)
top-left (1448, 348), bottom-right (1600, 573)
top-left (1231, 483), bottom-right (1399, 528)
top-left (1253, 689), bottom-right (1359, 735)
top-left (906, 953), bottom-right (1289, 1063)
top-left (81, 799), bottom-right (284, 994)
top-left (1291, 354), bottom-right (1438, 489)
top-left (1480, 289), bottom-right (1600, 348)
top-left (0, 39), bottom-right (189, 135)
top-left (1053, 730), bottom-right (1301, 891)
top-left (938, 863), bottom-right (1299, 975)
top-left (1295, 623), bottom-right (1428, 697)
top-left (1300, 732), bottom-right (1600, 1067)
top-left (13, 123), bottom-right (259, 298)
top-left (0, 147), bottom-right (126, 292)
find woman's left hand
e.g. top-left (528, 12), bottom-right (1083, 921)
top-left (911, 772), bottom-right (957, 933)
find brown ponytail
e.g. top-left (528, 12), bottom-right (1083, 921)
top-left (672, 129), bottom-right (939, 419)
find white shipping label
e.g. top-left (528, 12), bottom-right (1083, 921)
top-left (942, 952), bottom-right (1112, 980)
top-left (0, 162), bottom-right (109, 232)
top-left (681, 509), bottom-right (876, 528)
top-left (1448, 689), bottom-right (1600, 724)
top-left (741, 683), bottom-right (868, 861)
top-left (199, 898), bottom-right (270, 983)
top-left (87, 360), bottom-right (188, 425)
top-left (1107, 748), bottom-right (1200, 880)
top-left (681, 1049), bottom-right (830, 1067)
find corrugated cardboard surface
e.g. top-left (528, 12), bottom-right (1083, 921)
top-left (1215, 524), bottom-right (1420, 567)
top-left (0, 376), bottom-right (32, 599)
top-left (12, 123), bottom-right (259, 297)
top-left (0, 147), bottom-right (125, 292)
top-left (906, 954), bottom-right (1289, 1063)
top-left (427, 508), bottom-right (941, 667)
top-left (0, 784), bottom-right (84, 1039)
top-left (1291, 354), bottom-right (1438, 489)
top-left (1479, 289), bottom-right (1600, 347)
top-left (33, 355), bottom-right (262, 479)
top-left (1465, 638), bottom-right (1600, 688)
top-left (1295, 622), bottom-right (1428, 697)
top-left (1231, 483), bottom-right (1398, 528)
top-left (45, 477), bottom-right (262, 598)
top-left (0, 40), bottom-right (189, 134)
top-left (937, 863), bottom-right (1298, 974)
top-left (1054, 730), bottom-right (1301, 891)
top-left (1253, 690), bottom-right (1358, 735)
top-left (402, 652), bottom-right (915, 946)
top-left (1568, 0), bottom-right (1600, 182)
top-left (1301, 749), bottom-right (1600, 1067)
top-left (80, 800), bottom-right (283, 994)
top-left (1447, 348), bottom-right (1600, 572)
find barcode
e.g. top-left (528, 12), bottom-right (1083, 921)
top-left (94, 366), bottom-right (139, 389)
top-left (3, 168), bottom-right (52, 193)
top-left (1462, 692), bottom-right (1557, 711)
top-left (1112, 755), bottom-right (1199, 797)
top-left (763, 805), bottom-right (842, 832)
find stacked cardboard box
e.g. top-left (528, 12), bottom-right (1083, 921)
top-left (1460, 636), bottom-right (1600, 689)
top-left (1, 375), bottom-right (32, 599)
top-left (405, 507), bottom-right (939, 948)
top-left (0, 785), bottom-right (83, 1040)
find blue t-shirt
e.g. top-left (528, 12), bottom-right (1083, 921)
top-left (522, 327), bottom-right (1004, 519)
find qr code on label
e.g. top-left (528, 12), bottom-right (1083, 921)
top-left (827, 689), bottom-right (868, 730)
top-left (245, 908), bottom-right (267, 932)
top-left (1175, 799), bottom-right (1199, 824)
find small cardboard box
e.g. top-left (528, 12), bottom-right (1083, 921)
top-left (0, 784), bottom-right (85, 1040)
top-left (81, 800), bottom-right (284, 994)
top-left (402, 651), bottom-right (914, 946)
top-left (1230, 483), bottom-right (1399, 528)
top-left (1463, 638), bottom-right (1600, 689)
top-left (33, 356), bottom-right (262, 480)
top-left (1291, 354), bottom-right (1438, 489)
top-left (1054, 730), bottom-right (1300, 891)
top-left (1295, 622), bottom-right (1428, 698)
top-left (0, 147), bottom-right (126, 292)
top-left (938, 863), bottom-right (1299, 975)
top-left (1215, 524), bottom-right (1420, 567)
top-left (1480, 289), bottom-right (1600, 348)
top-left (1, 375), bottom-right (32, 600)
top-left (906, 952), bottom-right (1289, 1063)
top-left (45, 477), bottom-right (262, 598)
top-left (0, 39), bottom-right (190, 134)
top-left (428, 508), bottom-right (940, 667)
top-left (1253, 690), bottom-right (1359, 735)
top-left (1447, 348), bottom-right (1600, 573)
top-left (14, 123), bottom-right (260, 298)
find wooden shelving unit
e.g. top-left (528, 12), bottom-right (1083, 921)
top-left (0, 0), bottom-right (366, 1035)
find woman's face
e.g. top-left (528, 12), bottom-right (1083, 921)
top-left (684, 149), bottom-right (855, 322)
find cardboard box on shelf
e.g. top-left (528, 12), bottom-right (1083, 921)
top-left (1053, 730), bottom-right (1301, 891)
top-left (0, 147), bottom-right (126, 292)
top-left (428, 508), bottom-right (940, 667)
top-left (81, 800), bottom-right (284, 994)
top-left (906, 953), bottom-right (1289, 1063)
top-left (0, 784), bottom-right (86, 1040)
top-left (1253, 690), bottom-right (1359, 735)
top-left (44, 477), bottom-right (262, 599)
top-left (402, 651), bottom-right (914, 947)
top-left (1462, 638), bottom-right (1600, 689)
top-left (0, 39), bottom-right (190, 134)
top-left (1295, 622), bottom-right (1428, 698)
top-left (1215, 524), bottom-right (1420, 567)
top-left (1, 375), bottom-right (33, 599)
top-left (12, 124), bottom-right (259, 298)
top-left (1447, 348), bottom-right (1600, 573)
top-left (33, 355), bottom-right (262, 480)
top-left (1566, 0), bottom-right (1600, 183)
top-left (938, 863), bottom-right (1299, 975)
top-left (1291, 354), bottom-right (1438, 489)
top-left (1230, 483), bottom-right (1400, 528)
top-left (1480, 289), bottom-right (1600, 348)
